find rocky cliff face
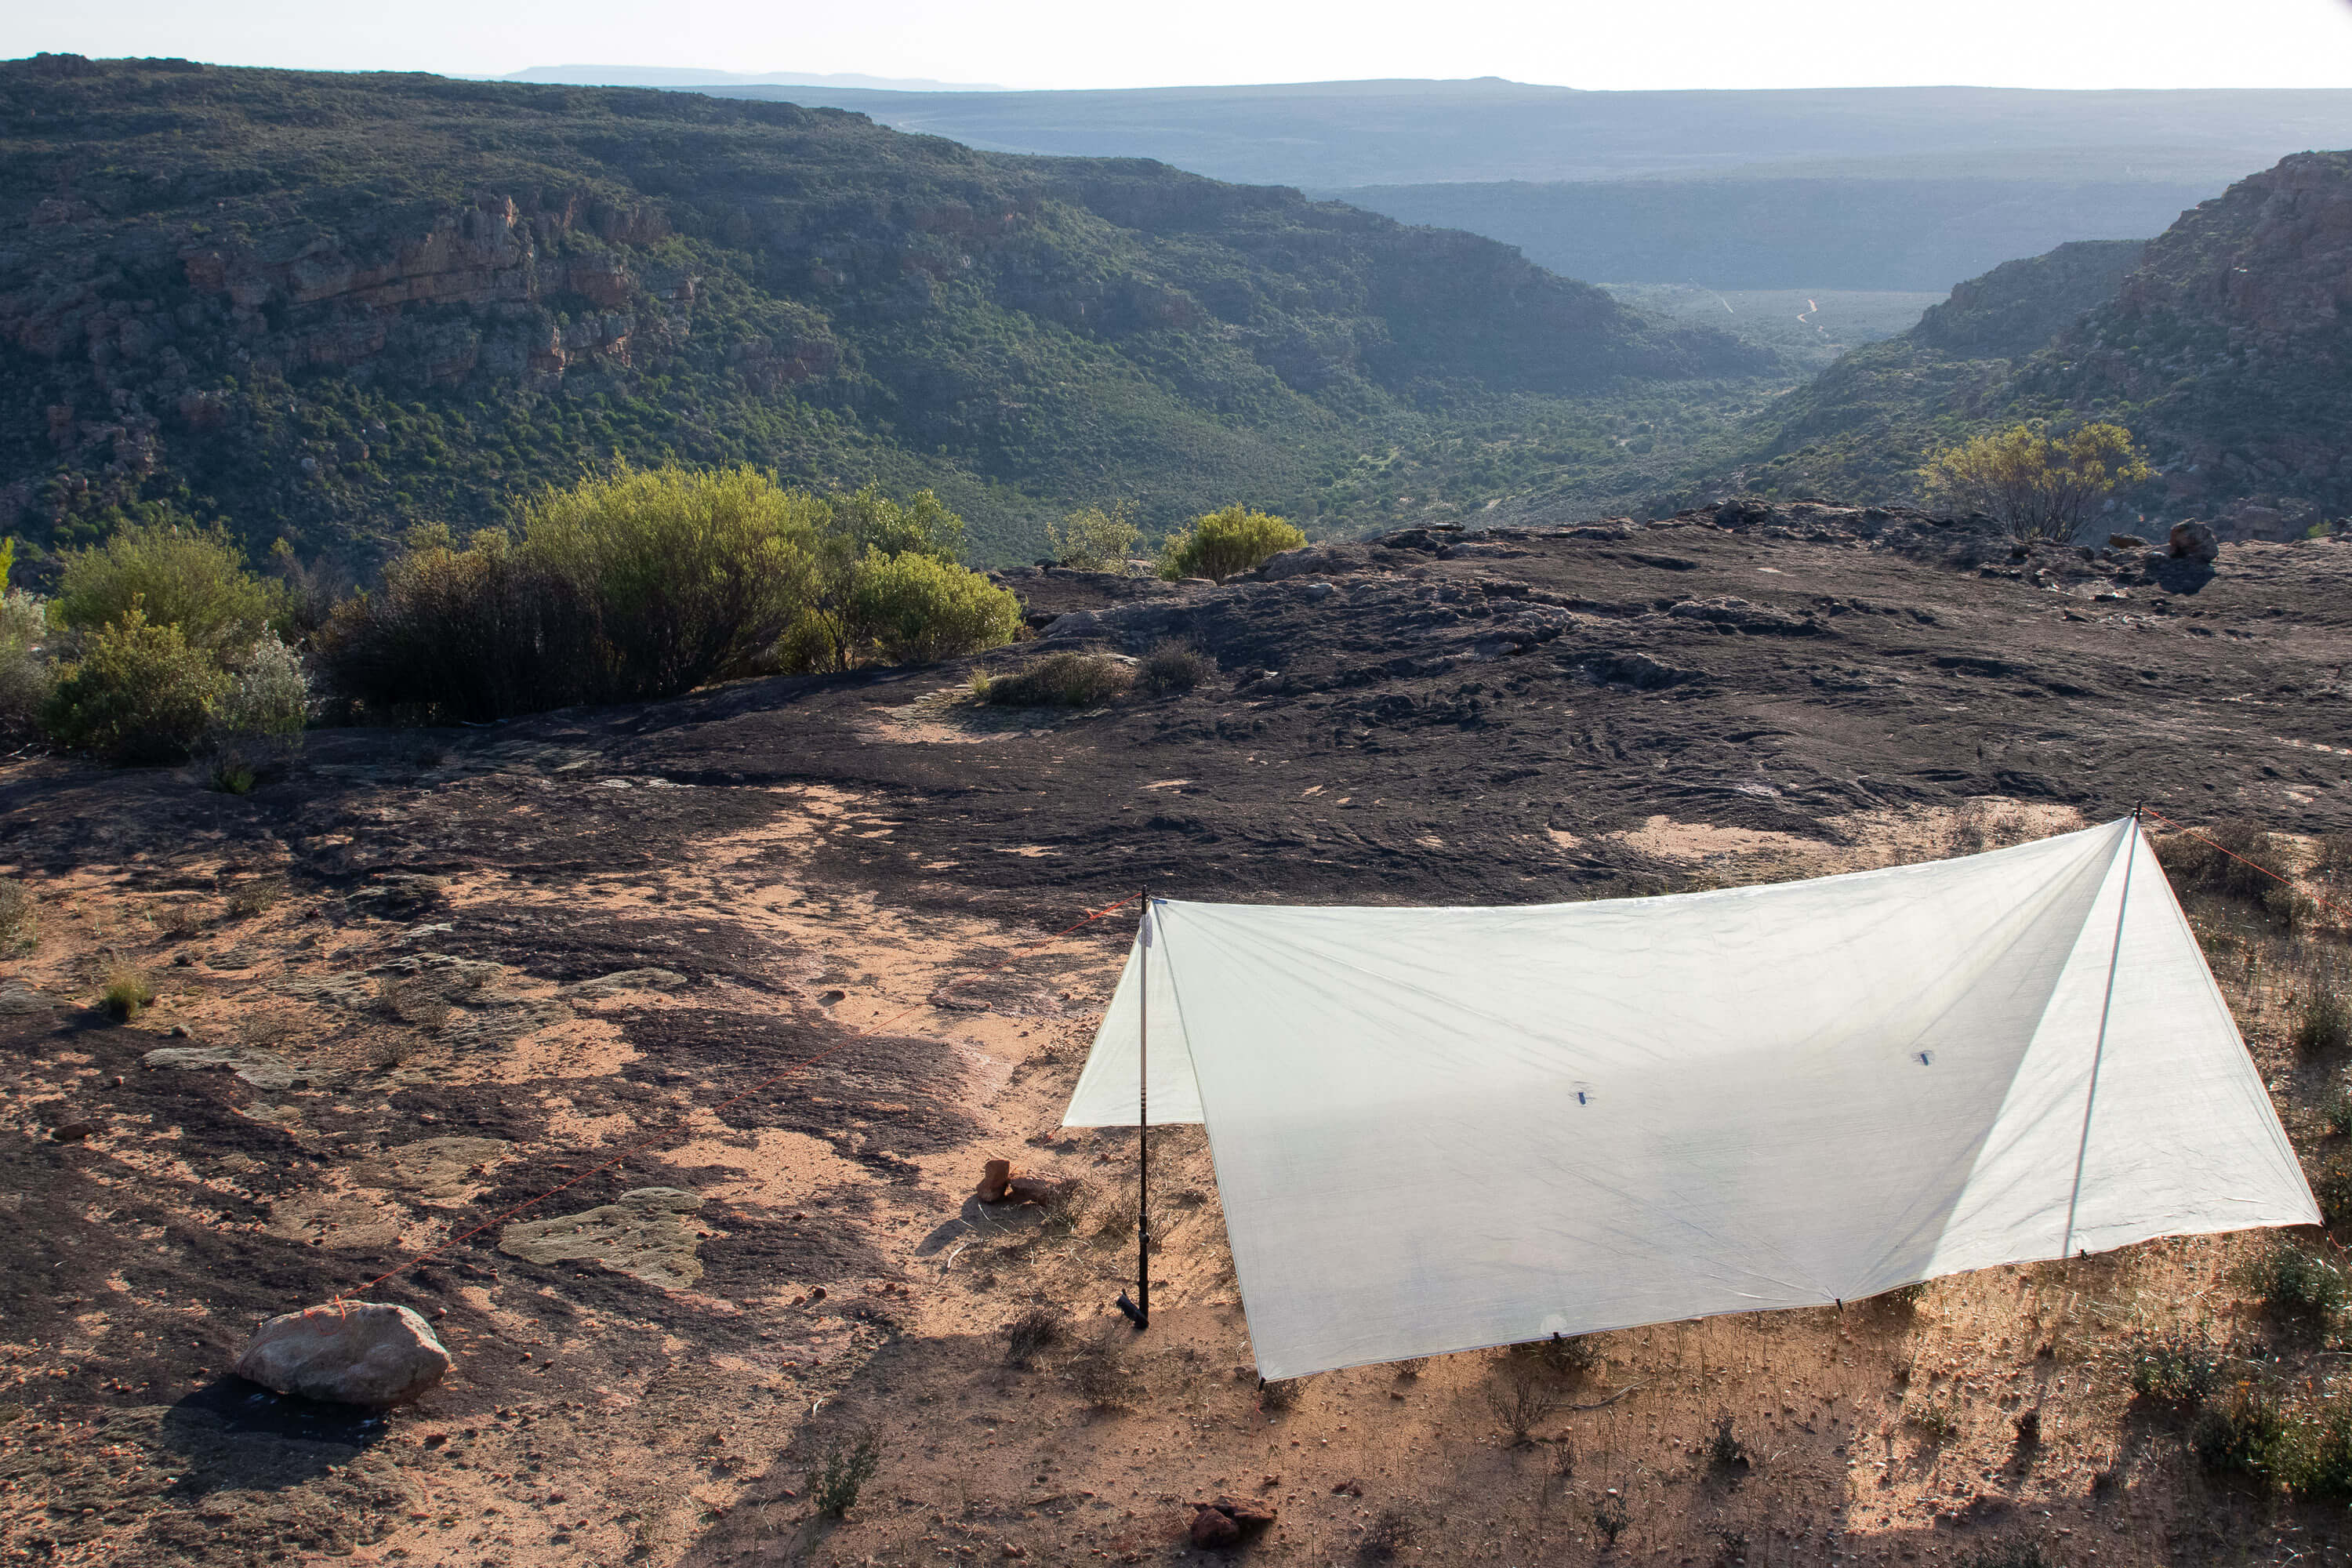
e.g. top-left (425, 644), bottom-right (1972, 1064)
top-left (2020, 152), bottom-right (2352, 535)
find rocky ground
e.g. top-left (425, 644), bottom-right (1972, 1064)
top-left (5, 502), bottom-right (2352, 1567)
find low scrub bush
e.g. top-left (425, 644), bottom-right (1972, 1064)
top-left (2299, 990), bottom-right (2352, 1055)
top-left (1137, 639), bottom-right (1214, 695)
top-left (215, 634), bottom-right (310, 742)
top-left (1362, 1505), bottom-right (1416, 1562)
top-left (41, 608), bottom-right (230, 764)
top-left (2325, 1083), bottom-right (2352, 1138)
top-left (2281, 1405), bottom-right (2352, 1501)
top-left (321, 469), bottom-right (1010, 719)
top-left (808, 1428), bottom-right (883, 1516)
top-left (1156, 504), bottom-right (1305, 583)
top-left (1486, 1367), bottom-right (1559, 1445)
top-left (2128, 1341), bottom-right (2220, 1408)
top-left (223, 878), bottom-right (286, 920)
top-left (1048, 501), bottom-right (1142, 572)
top-left (1069, 1335), bottom-right (1138, 1410)
top-left (981, 652), bottom-right (1133, 708)
top-left (2238, 1243), bottom-right (2347, 1323)
top-left (2192, 1384), bottom-right (2289, 1475)
top-left (1003, 1306), bottom-right (1062, 1369)
top-left (2158, 821), bottom-right (2285, 902)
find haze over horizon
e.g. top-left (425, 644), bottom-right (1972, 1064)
top-left (9, 0), bottom-right (2352, 93)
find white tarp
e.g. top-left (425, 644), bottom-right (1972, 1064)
top-left (1062, 818), bottom-right (2316, 1379)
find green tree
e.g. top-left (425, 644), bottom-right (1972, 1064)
top-left (1047, 501), bottom-right (1142, 572)
top-left (1921, 423), bottom-right (2152, 543)
top-left (1156, 505), bottom-right (1307, 583)
top-left (52, 521), bottom-right (281, 651)
top-left (41, 606), bottom-right (230, 764)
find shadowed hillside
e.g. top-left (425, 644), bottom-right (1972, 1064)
top-left (0, 56), bottom-right (1769, 564)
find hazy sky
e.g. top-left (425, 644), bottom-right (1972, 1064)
top-left (16, 0), bottom-right (2352, 91)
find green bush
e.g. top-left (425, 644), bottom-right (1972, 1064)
top-left (216, 634), bottom-right (310, 741)
top-left (1156, 504), bottom-right (1306, 583)
top-left (41, 608), bottom-right (230, 764)
top-left (980, 652), bottom-right (1133, 708)
top-left (319, 469), bottom-right (990, 718)
top-left (1048, 501), bottom-right (1142, 572)
top-left (2128, 1341), bottom-right (2220, 1407)
top-left (53, 521), bottom-right (279, 652)
top-left (518, 460), bottom-right (820, 699)
top-left (844, 549), bottom-right (1022, 665)
top-left (2281, 1404), bottom-right (2352, 1500)
top-left (808, 1428), bottom-right (884, 1516)
top-left (2299, 990), bottom-right (2352, 1056)
top-left (0, 589), bottom-right (53, 736)
top-left (2238, 1243), bottom-right (2348, 1323)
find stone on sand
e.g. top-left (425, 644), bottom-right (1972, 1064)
top-left (234, 1301), bottom-right (452, 1406)
top-left (498, 1186), bottom-right (706, 1288)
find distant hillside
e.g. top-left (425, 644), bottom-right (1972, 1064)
top-left (646, 76), bottom-right (2352, 292)
top-left (1338, 170), bottom-right (2206, 292)
top-left (0, 56), bottom-right (1769, 564)
top-left (1700, 151), bottom-right (2352, 535)
top-left (1717, 239), bottom-right (2149, 506)
top-left (494, 65), bottom-right (1002, 93)
top-left (687, 78), bottom-right (2352, 191)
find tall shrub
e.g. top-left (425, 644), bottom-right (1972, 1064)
top-left (0, 589), bottom-right (52, 737)
top-left (1157, 505), bottom-right (1306, 583)
top-left (521, 462), bottom-right (822, 700)
top-left (41, 608), bottom-right (229, 764)
top-left (53, 521), bottom-right (280, 652)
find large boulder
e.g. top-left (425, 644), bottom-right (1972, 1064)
top-left (2169, 520), bottom-right (2220, 563)
top-left (234, 1301), bottom-right (452, 1407)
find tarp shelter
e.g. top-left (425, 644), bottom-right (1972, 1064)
top-left (1062, 817), bottom-right (2317, 1380)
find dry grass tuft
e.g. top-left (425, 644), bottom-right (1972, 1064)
top-left (101, 962), bottom-right (155, 1022)
top-left (1003, 1306), bottom-right (1063, 1369)
top-left (1068, 1333), bottom-right (1138, 1410)
top-left (980, 652), bottom-right (1133, 709)
top-left (223, 878), bottom-right (287, 920)
top-left (1486, 1367), bottom-right (1559, 1445)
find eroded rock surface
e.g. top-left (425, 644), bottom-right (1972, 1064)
top-left (498, 1186), bottom-right (706, 1289)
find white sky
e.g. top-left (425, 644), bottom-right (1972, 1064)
top-left (15, 0), bottom-right (2352, 91)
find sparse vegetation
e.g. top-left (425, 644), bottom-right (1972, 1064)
top-left (375, 975), bottom-right (453, 1032)
top-left (1590, 1490), bottom-right (1630, 1546)
top-left (1487, 1367), bottom-right (1559, 1445)
top-left (1392, 1356), bottom-right (1428, 1381)
top-left (0, 589), bottom-right (53, 738)
top-left (1707, 1414), bottom-right (1751, 1471)
top-left (1048, 502), bottom-right (1143, 573)
top-left (319, 468), bottom-right (1016, 720)
top-left (1156, 505), bottom-right (1307, 583)
top-left (2298, 989), bottom-right (2352, 1055)
top-left (205, 755), bottom-right (259, 795)
top-left (1919, 421), bottom-right (2151, 543)
top-left (2192, 1384), bottom-right (2289, 1476)
top-left (2128, 1340), bottom-right (2220, 1408)
top-left (1258, 1376), bottom-right (1301, 1412)
top-left (0, 880), bottom-right (36, 951)
top-left (2238, 1242), bottom-right (2347, 1323)
top-left (807, 1428), bottom-right (883, 1516)
top-left (223, 878), bottom-right (286, 920)
top-left (1904, 1393), bottom-right (1961, 1444)
top-left (149, 901), bottom-right (205, 938)
top-left (1068, 1335), bottom-right (1138, 1410)
top-left (1362, 1504), bottom-right (1416, 1561)
top-left (980, 652), bottom-right (1134, 709)
top-left (1136, 639), bottom-right (1215, 695)
top-left (1003, 1306), bottom-right (1063, 1369)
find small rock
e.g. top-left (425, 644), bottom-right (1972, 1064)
top-left (2107, 532), bottom-right (2149, 550)
top-left (1189, 1507), bottom-right (1243, 1549)
top-left (233, 1301), bottom-right (452, 1406)
top-left (976, 1159), bottom-right (1014, 1202)
top-left (49, 1120), bottom-right (100, 1143)
top-left (2168, 520), bottom-right (2220, 563)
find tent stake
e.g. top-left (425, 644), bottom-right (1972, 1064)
top-left (1136, 891), bottom-right (1150, 1330)
top-left (1112, 895), bottom-right (1154, 1331)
